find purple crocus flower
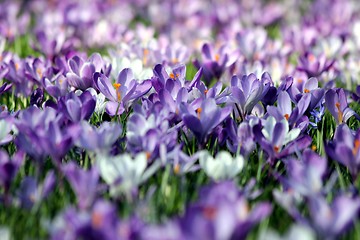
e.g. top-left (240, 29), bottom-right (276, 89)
top-left (230, 73), bottom-right (270, 120)
top-left (15, 107), bottom-right (73, 164)
top-left (326, 124), bottom-right (360, 179)
top-left (73, 121), bottom-right (122, 153)
top-left (0, 150), bottom-right (24, 196)
top-left (179, 181), bottom-right (272, 240)
top-left (308, 194), bottom-right (360, 238)
top-left (182, 98), bottom-right (232, 144)
top-left (267, 91), bottom-right (310, 130)
top-left (18, 171), bottom-right (56, 209)
top-left (253, 116), bottom-right (311, 163)
top-left (25, 57), bottom-right (53, 85)
top-left (51, 200), bottom-right (120, 240)
top-left (94, 68), bottom-right (152, 116)
top-left (66, 55), bottom-right (97, 90)
top-left (325, 88), bottom-right (355, 125)
top-left (226, 118), bottom-right (256, 156)
top-left (57, 91), bottom-right (96, 123)
top-left (297, 52), bottom-right (335, 78)
top-left (63, 162), bottom-right (99, 210)
top-left (282, 149), bottom-right (327, 197)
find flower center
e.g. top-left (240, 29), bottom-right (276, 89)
top-left (273, 146), bottom-right (280, 153)
top-left (304, 88), bottom-right (310, 93)
top-left (284, 114), bottom-right (289, 120)
top-left (335, 102), bottom-right (343, 123)
top-left (173, 163), bottom-right (180, 174)
top-left (196, 107), bottom-right (202, 118)
top-left (169, 72), bottom-right (179, 79)
top-left (113, 83), bottom-right (122, 101)
top-left (353, 139), bottom-right (360, 156)
top-left (91, 212), bottom-right (103, 229)
top-left (308, 54), bottom-right (316, 63)
top-left (214, 54), bottom-right (220, 62)
top-left (36, 68), bottom-right (43, 79)
top-left (203, 206), bottom-right (217, 220)
top-left (143, 49), bottom-right (149, 65)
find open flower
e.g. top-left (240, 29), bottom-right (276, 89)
top-left (198, 150), bottom-right (244, 181)
top-left (325, 88), bottom-right (355, 125)
top-left (96, 152), bottom-right (161, 197)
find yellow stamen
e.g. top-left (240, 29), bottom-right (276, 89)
top-left (172, 58), bottom-right (179, 64)
top-left (304, 88), bottom-right (310, 93)
top-left (204, 89), bottom-right (208, 95)
top-left (36, 68), bottom-right (43, 79)
top-left (173, 163), bottom-right (180, 174)
top-left (214, 54), bottom-right (220, 62)
top-left (91, 212), bottom-right (103, 228)
top-left (284, 114), bottom-right (289, 120)
top-left (353, 140), bottom-right (360, 155)
top-left (311, 145), bottom-right (317, 151)
top-left (196, 108), bottom-right (202, 119)
top-left (113, 83), bottom-right (122, 101)
top-left (335, 102), bottom-right (343, 123)
top-left (15, 63), bottom-right (19, 71)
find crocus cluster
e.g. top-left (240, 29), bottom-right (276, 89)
top-left (1, 0), bottom-right (360, 239)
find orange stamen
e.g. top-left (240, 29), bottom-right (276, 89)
top-left (274, 146), bottom-right (280, 153)
top-left (353, 139), bottom-right (360, 155)
top-left (15, 63), bottom-right (19, 71)
top-left (308, 54), bottom-right (316, 62)
top-left (297, 78), bottom-right (303, 84)
top-left (146, 152), bottom-right (151, 160)
top-left (143, 49), bottom-right (149, 65)
top-left (311, 145), bottom-right (317, 151)
top-left (169, 73), bottom-right (179, 79)
top-left (172, 58), bottom-right (179, 64)
top-left (91, 212), bottom-right (103, 228)
top-left (214, 54), bottom-right (220, 62)
top-left (113, 83), bottom-right (122, 101)
top-left (204, 89), bottom-right (208, 95)
top-left (196, 108), bottom-right (202, 118)
top-left (335, 102), bottom-right (343, 123)
top-left (203, 206), bottom-right (217, 220)
top-left (304, 89), bottom-right (310, 93)
top-left (173, 163), bottom-right (180, 174)
top-left (284, 114), bottom-right (289, 120)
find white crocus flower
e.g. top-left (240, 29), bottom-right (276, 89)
top-left (199, 150), bottom-right (244, 181)
top-left (97, 152), bottom-right (161, 196)
top-left (110, 56), bottom-right (153, 82)
top-left (262, 116), bottom-right (300, 148)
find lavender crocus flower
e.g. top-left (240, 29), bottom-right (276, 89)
top-left (57, 91), bottom-right (96, 123)
top-left (0, 150), bottom-right (24, 196)
top-left (326, 124), bottom-right (360, 179)
top-left (230, 73), bottom-right (270, 120)
top-left (63, 162), bottom-right (99, 210)
top-left (254, 116), bottom-right (311, 162)
top-left (179, 181), bottom-right (272, 240)
top-left (297, 52), bottom-right (335, 78)
top-left (308, 194), bottom-right (360, 239)
top-left (18, 171), bottom-right (56, 209)
top-left (94, 68), bottom-right (152, 116)
top-left (74, 121), bottom-right (122, 153)
top-left (182, 98), bottom-right (232, 144)
top-left (267, 91), bottom-right (310, 129)
top-left (51, 200), bottom-right (120, 240)
top-left (325, 88), bottom-right (355, 125)
top-left (283, 150), bottom-right (327, 197)
top-left (226, 118), bottom-right (256, 156)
